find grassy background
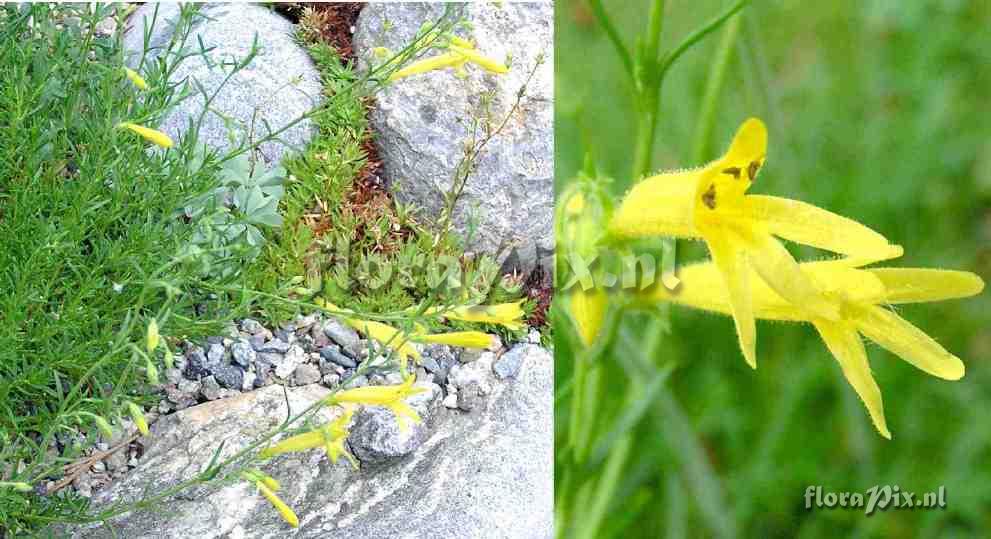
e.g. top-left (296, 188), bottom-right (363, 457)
top-left (556, 0), bottom-right (991, 537)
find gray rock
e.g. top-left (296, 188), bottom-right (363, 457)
top-left (311, 329), bottom-right (331, 349)
top-left (320, 345), bottom-right (356, 368)
top-left (200, 376), bottom-right (221, 401)
top-left (67, 345), bottom-right (553, 538)
top-left (493, 343), bottom-right (537, 379)
top-left (164, 368), bottom-right (183, 385)
top-left (321, 373), bottom-right (341, 388)
top-left (256, 338), bottom-right (290, 354)
top-left (323, 319), bottom-right (361, 352)
top-left (230, 341), bottom-right (257, 368)
top-left (241, 369), bottom-right (257, 392)
top-left (183, 346), bottom-right (217, 379)
top-left (449, 351), bottom-right (496, 391)
top-left (293, 364), bottom-right (322, 386)
top-left (294, 314), bottom-right (318, 333)
top-left (177, 378), bottom-right (201, 396)
top-left (421, 344), bottom-right (458, 386)
top-left (212, 364), bottom-right (244, 390)
top-left (247, 334), bottom-right (267, 352)
top-left (122, 3), bottom-right (322, 166)
top-left (240, 318), bottom-right (265, 335)
top-left (253, 352), bottom-right (284, 384)
top-left (348, 383), bottom-right (440, 464)
top-left (273, 328), bottom-right (294, 343)
top-left (163, 386), bottom-right (197, 411)
top-left (442, 392), bottom-right (459, 409)
top-left (284, 345), bottom-right (310, 379)
top-left (105, 450), bottom-right (128, 473)
top-left (457, 382), bottom-right (482, 412)
top-left (353, 3), bottom-right (554, 270)
top-left (206, 343), bottom-right (227, 364)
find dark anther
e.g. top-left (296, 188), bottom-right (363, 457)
top-left (702, 184), bottom-right (717, 209)
top-left (722, 166), bottom-right (741, 179)
top-left (748, 160), bottom-right (761, 181)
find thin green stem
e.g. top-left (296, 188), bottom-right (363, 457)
top-left (576, 435), bottom-right (633, 539)
top-left (657, 0), bottom-right (748, 81)
top-left (630, 0), bottom-right (666, 181)
top-left (588, 0), bottom-right (634, 78)
top-left (691, 13), bottom-right (743, 163)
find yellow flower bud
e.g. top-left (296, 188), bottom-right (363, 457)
top-left (146, 319), bottom-right (160, 354)
top-left (257, 482), bottom-right (299, 528)
top-left (145, 357), bottom-right (159, 386)
top-left (124, 67), bottom-right (148, 90)
top-left (93, 415), bottom-right (114, 440)
top-left (117, 122), bottom-right (174, 149)
top-left (126, 402), bottom-right (149, 436)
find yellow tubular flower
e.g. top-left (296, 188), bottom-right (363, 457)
top-left (411, 330), bottom-right (497, 349)
top-left (448, 44), bottom-right (509, 74)
top-left (257, 482), bottom-right (299, 528)
top-left (316, 301), bottom-right (420, 365)
top-left (449, 36), bottom-right (475, 49)
top-left (117, 122), bottom-right (174, 149)
top-left (261, 407), bottom-right (356, 460)
top-left (569, 288), bottom-right (607, 347)
top-left (330, 376), bottom-right (428, 432)
top-left (124, 67), bottom-right (148, 90)
top-left (642, 257), bottom-right (984, 439)
top-left (342, 318), bottom-right (420, 364)
top-left (388, 52), bottom-right (466, 81)
top-left (259, 429), bottom-right (324, 459)
top-left (438, 301), bottom-right (526, 331)
top-left (610, 118), bottom-right (902, 368)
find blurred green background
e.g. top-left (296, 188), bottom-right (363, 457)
top-left (555, 0), bottom-right (991, 537)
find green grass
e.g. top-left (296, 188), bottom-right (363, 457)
top-left (0, 4), bottom-right (528, 535)
top-left (555, 1), bottom-right (991, 537)
top-left (0, 4), bottom-right (256, 534)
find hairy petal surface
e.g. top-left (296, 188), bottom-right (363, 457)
top-left (744, 195), bottom-right (901, 258)
top-left (814, 320), bottom-right (890, 439)
top-left (854, 305), bottom-right (965, 380)
top-left (609, 171), bottom-right (700, 239)
top-left (744, 229), bottom-right (840, 321)
top-left (704, 227), bottom-right (757, 368)
top-left (868, 268), bottom-right (986, 304)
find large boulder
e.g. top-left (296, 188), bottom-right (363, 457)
top-left (122, 3), bottom-right (322, 166)
top-left (353, 3), bottom-right (554, 270)
top-left (67, 345), bottom-right (553, 538)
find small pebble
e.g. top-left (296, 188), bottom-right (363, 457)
top-left (458, 382), bottom-right (482, 411)
top-left (212, 364), bottom-right (244, 390)
top-left (207, 342), bottom-right (226, 363)
top-left (230, 341), bottom-right (256, 368)
top-left (320, 345), bottom-right (356, 368)
top-left (323, 319), bottom-right (361, 350)
top-left (240, 318), bottom-right (264, 335)
top-left (442, 393), bottom-right (459, 409)
top-left (293, 364), bottom-right (321, 386)
top-left (200, 376), bottom-right (221, 401)
top-left (256, 339), bottom-right (290, 354)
